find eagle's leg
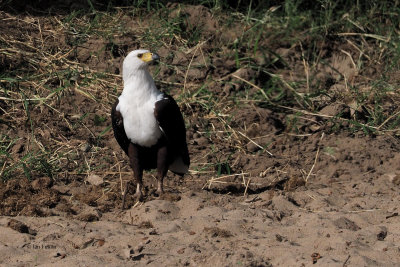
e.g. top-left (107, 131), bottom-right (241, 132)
top-left (128, 143), bottom-right (144, 201)
top-left (156, 146), bottom-right (169, 196)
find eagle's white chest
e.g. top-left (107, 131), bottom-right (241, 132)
top-left (116, 83), bottom-right (163, 147)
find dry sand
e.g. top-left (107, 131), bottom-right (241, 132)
top-left (2, 164), bottom-right (400, 266)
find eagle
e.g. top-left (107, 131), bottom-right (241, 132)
top-left (111, 49), bottom-right (190, 206)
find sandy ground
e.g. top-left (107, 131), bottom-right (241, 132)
top-left (2, 133), bottom-right (400, 267)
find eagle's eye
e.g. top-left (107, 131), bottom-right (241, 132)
top-left (137, 53), bottom-right (143, 58)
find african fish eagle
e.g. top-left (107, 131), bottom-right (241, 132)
top-left (111, 49), bottom-right (190, 205)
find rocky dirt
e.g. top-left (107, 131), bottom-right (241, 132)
top-left (1, 3), bottom-right (400, 266)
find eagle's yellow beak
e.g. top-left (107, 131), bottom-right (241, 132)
top-left (140, 52), bottom-right (160, 63)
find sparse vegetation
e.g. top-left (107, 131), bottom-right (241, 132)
top-left (0, 0), bottom-right (399, 197)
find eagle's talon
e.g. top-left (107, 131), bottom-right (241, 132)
top-left (133, 183), bottom-right (144, 201)
top-left (155, 189), bottom-right (164, 197)
top-left (133, 191), bottom-right (143, 201)
top-left (155, 181), bottom-right (164, 197)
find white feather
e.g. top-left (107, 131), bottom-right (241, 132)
top-left (116, 50), bottom-right (163, 147)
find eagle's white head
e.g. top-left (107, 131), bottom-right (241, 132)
top-left (122, 49), bottom-right (160, 83)
top-left (117, 49), bottom-right (163, 147)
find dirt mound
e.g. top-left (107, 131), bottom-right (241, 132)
top-left (0, 177), bottom-right (59, 216)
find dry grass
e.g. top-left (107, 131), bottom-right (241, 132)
top-left (0, 1), bottom-right (399, 196)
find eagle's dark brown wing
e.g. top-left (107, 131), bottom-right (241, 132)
top-left (111, 99), bottom-right (130, 155)
top-left (154, 94), bottom-right (190, 174)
